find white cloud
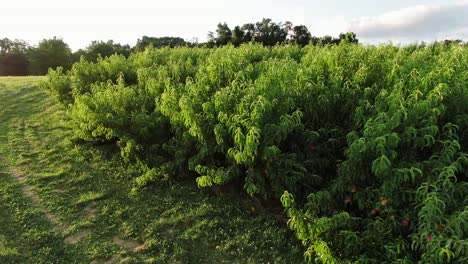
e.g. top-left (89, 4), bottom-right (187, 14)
top-left (346, 1), bottom-right (468, 43)
top-left (312, 16), bottom-right (349, 37)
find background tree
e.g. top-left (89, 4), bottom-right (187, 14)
top-left (28, 37), bottom-right (72, 75)
top-left (134, 36), bottom-right (187, 52)
top-left (76, 40), bottom-right (131, 62)
top-left (113, 43), bottom-right (132, 57)
top-left (0, 38), bottom-right (12, 55)
top-left (206, 19), bottom-right (358, 48)
top-left (291, 25), bottom-right (311, 46)
top-left (253, 18), bottom-right (289, 46)
top-left (339, 32), bottom-right (358, 43)
top-left (206, 31), bottom-right (216, 47)
top-left (0, 38), bottom-right (30, 76)
top-left (0, 53), bottom-right (29, 76)
top-left (71, 49), bottom-right (86, 63)
top-left (441, 39), bottom-right (463, 46)
top-left (0, 38), bottom-right (28, 55)
top-left (231, 26), bottom-right (245, 47)
top-left (319, 35), bottom-right (340, 45)
top-left (215, 23), bottom-right (232, 46)
top-left (241, 23), bottom-right (255, 43)
top-left (83, 41), bottom-right (114, 61)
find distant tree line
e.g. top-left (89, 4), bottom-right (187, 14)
top-left (1, 18), bottom-right (465, 76)
top-left (207, 18), bottom-right (358, 47)
top-left (0, 38), bottom-right (30, 76)
top-left (0, 37), bottom-right (133, 76)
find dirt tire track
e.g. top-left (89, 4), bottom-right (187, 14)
top-left (112, 236), bottom-right (144, 251)
top-left (9, 166), bottom-right (65, 232)
top-left (64, 231), bottom-right (89, 244)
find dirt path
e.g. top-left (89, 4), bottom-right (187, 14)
top-left (10, 165), bottom-right (145, 261)
top-left (8, 166), bottom-right (75, 235)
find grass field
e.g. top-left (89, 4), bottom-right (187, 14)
top-left (0, 76), bottom-right (303, 263)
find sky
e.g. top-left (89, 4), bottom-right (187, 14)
top-left (1, 0), bottom-right (467, 50)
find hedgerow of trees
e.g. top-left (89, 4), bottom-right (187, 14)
top-left (2, 18), bottom-right (466, 76)
top-left (1, 19), bottom-right (365, 76)
top-left (207, 18), bottom-right (359, 47)
top-left (0, 38), bottom-right (29, 76)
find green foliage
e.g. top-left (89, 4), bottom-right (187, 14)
top-left (42, 42), bottom-right (468, 262)
top-left (41, 54), bottom-right (138, 105)
top-left (282, 43), bottom-right (468, 263)
top-left (40, 67), bottom-right (72, 104)
top-left (0, 76), bottom-right (304, 263)
top-left (76, 192), bottom-right (105, 204)
top-left (71, 54), bottom-right (137, 95)
top-left (68, 75), bottom-right (170, 165)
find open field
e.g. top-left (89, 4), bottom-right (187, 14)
top-left (0, 76), bottom-right (303, 263)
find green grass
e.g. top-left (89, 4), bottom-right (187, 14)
top-left (0, 76), bottom-right (303, 263)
